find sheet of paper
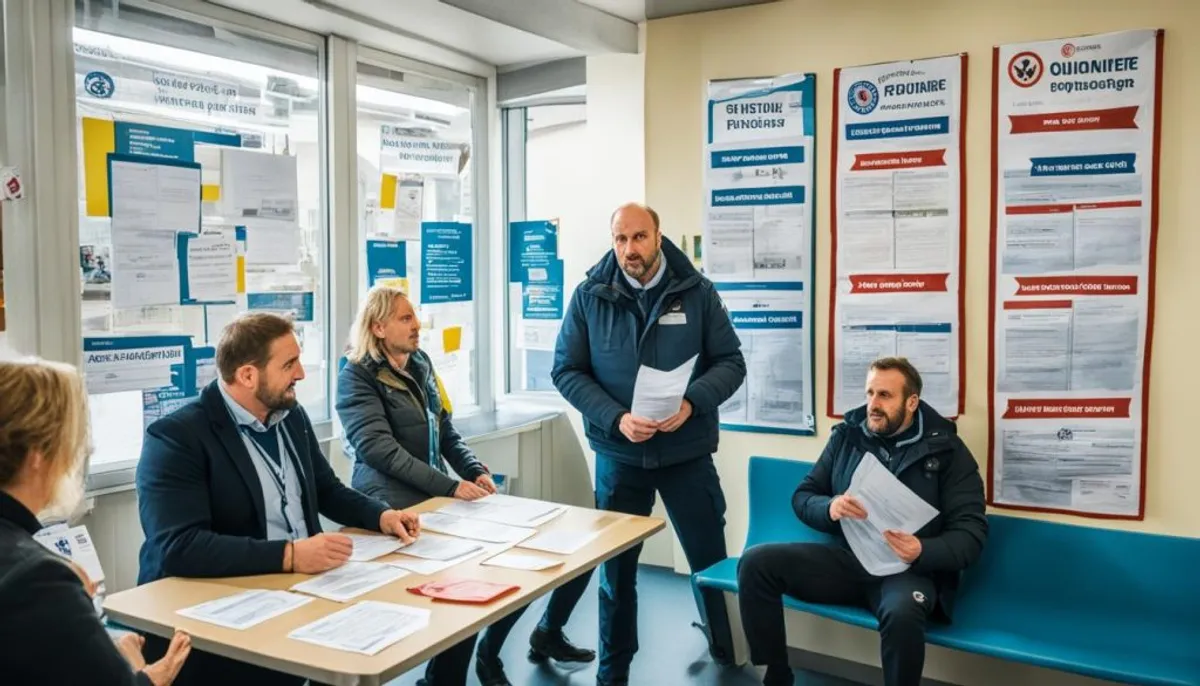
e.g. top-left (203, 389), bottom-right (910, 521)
top-left (204, 304), bottom-right (240, 345)
top-left (243, 220), bottom-right (302, 265)
top-left (418, 512), bottom-right (537, 545)
top-left (393, 177), bottom-right (424, 239)
top-left (481, 551), bottom-right (565, 571)
top-left (184, 231), bottom-right (237, 303)
top-left (396, 534), bottom-right (483, 561)
top-left (387, 537), bottom-right (510, 576)
top-left (33, 525), bottom-right (105, 584)
top-left (176, 590), bottom-right (312, 630)
top-left (83, 337), bottom-right (187, 395)
top-left (841, 453), bottom-right (940, 576)
top-left (516, 529), bottom-right (601, 556)
top-left (111, 228), bottom-right (179, 310)
top-left (110, 159), bottom-right (201, 232)
top-left (289, 561), bottom-right (409, 603)
top-left (630, 354), bottom-right (698, 421)
top-left (436, 495), bottom-right (565, 528)
top-left (345, 533), bottom-right (405, 562)
top-left (221, 149), bottom-right (298, 221)
top-left (288, 601), bottom-right (430, 656)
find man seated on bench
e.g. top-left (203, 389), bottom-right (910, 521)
top-left (736, 356), bottom-right (988, 686)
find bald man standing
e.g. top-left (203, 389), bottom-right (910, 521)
top-left (552, 203), bottom-right (747, 685)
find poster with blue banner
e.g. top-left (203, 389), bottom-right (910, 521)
top-left (509, 220), bottom-right (558, 280)
top-left (830, 54), bottom-right (966, 420)
top-left (522, 259), bottom-right (564, 320)
top-left (420, 222), bottom-right (472, 304)
top-left (705, 74), bottom-right (816, 435)
top-left (247, 292), bottom-right (315, 321)
top-left (366, 239), bottom-right (407, 288)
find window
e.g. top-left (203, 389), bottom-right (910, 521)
top-left (73, 3), bottom-right (326, 473)
top-left (504, 104), bottom-right (587, 393)
top-left (355, 52), bottom-right (480, 411)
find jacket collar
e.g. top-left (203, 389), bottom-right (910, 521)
top-left (217, 382), bottom-right (289, 432)
top-left (583, 236), bottom-right (701, 302)
top-left (0, 490), bottom-right (42, 535)
top-left (201, 381), bottom-right (270, 529)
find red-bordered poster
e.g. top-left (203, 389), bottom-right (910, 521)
top-left (829, 55), bottom-right (967, 419)
top-left (989, 29), bottom-right (1163, 519)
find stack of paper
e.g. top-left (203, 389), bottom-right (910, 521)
top-left (397, 535), bottom-right (483, 561)
top-left (344, 533), bottom-right (405, 562)
top-left (841, 453), bottom-right (940, 576)
top-left (387, 534), bottom-right (509, 576)
top-left (419, 512), bottom-right (536, 545)
top-left (436, 494), bottom-right (566, 528)
top-left (290, 562), bottom-right (409, 603)
top-left (177, 590), bottom-right (312, 630)
top-left (631, 355), bottom-right (698, 421)
top-left (289, 601), bottom-right (430, 656)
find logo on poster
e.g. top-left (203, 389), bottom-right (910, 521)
top-left (1061, 43), bottom-right (1076, 58)
top-left (847, 80), bottom-right (879, 115)
top-left (1008, 51), bottom-right (1044, 88)
top-left (84, 71), bottom-right (115, 98)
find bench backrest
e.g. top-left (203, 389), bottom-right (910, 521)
top-left (955, 513), bottom-right (1200, 632)
top-left (746, 456), bottom-right (1200, 636)
top-left (746, 456), bottom-right (836, 549)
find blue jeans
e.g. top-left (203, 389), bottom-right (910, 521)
top-left (475, 570), bottom-right (593, 661)
top-left (594, 454), bottom-right (731, 684)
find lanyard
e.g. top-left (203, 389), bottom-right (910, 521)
top-left (241, 424), bottom-right (299, 539)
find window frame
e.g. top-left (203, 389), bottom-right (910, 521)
top-left (69, 0), bottom-right (329, 491)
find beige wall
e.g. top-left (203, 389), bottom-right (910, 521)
top-left (644, 0), bottom-right (1200, 549)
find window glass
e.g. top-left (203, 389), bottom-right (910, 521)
top-left (355, 60), bottom-right (477, 409)
top-left (508, 104), bottom-right (586, 392)
top-left (73, 5), bottom-right (326, 472)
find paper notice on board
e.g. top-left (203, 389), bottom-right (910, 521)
top-left (394, 177), bottom-right (424, 239)
top-left (111, 228), bottom-right (179, 309)
top-left (110, 158), bottom-right (201, 233)
top-left (220, 149), bottom-right (298, 221)
top-left (243, 221), bottom-right (302, 265)
top-left (83, 336), bottom-right (188, 395)
top-left (183, 231), bottom-right (237, 303)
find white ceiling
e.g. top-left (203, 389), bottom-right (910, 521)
top-left (576, 0), bottom-right (648, 22)
top-left (207, 0), bottom-right (585, 72)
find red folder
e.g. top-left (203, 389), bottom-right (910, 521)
top-left (407, 579), bottom-right (520, 604)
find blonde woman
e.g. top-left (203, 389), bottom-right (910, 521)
top-left (337, 286), bottom-right (594, 686)
top-left (0, 357), bottom-right (191, 684)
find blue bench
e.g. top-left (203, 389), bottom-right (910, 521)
top-left (693, 456), bottom-right (1200, 686)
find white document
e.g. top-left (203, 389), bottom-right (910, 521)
top-left (397, 534), bottom-right (483, 561)
top-left (110, 159), bottom-right (201, 232)
top-left (394, 177), bottom-right (424, 239)
top-left (631, 354), bottom-right (698, 421)
top-left (111, 228), bottom-right (179, 310)
top-left (387, 537), bottom-right (509, 576)
top-left (290, 561), bottom-right (409, 603)
top-left (288, 601), bottom-right (430, 656)
top-left (705, 209), bottom-right (755, 279)
top-left (1070, 298), bottom-right (1139, 391)
top-left (999, 305), bottom-right (1072, 392)
top-left (418, 512), bottom-right (537, 545)
top-left (243, 220), bottom-right (302, 265)
top-left (841, 453), bottom-right (940, 577)
top-left (1073, 205), bottom-right (1142, 269)
top-left (204, 303), bottom-right (240, 344)
top-left (184, 231), bottom-right (237, 303)
top-left (83, 341), bottom-right (184, 395)
top-left (481, 552), bottom-right (565, 571)
top-left (345, 534), bottom-right (406, 562)
top-left (517, 529), bottom-right (601, 556)
top-left (437, 494), bottom-right (565, 528)
top-left (221, 149), bottom-right (298, 221)
top-left (1002, 211), bottom-right (1074, 275)
top-left (894, 214), bottom-right (952, 271)
top-left (176, 590), bottom-right (312, 630)
top-left (33, 525), bottom-right (105, 585)
top-left (838, 213), bottom-right (895, 272)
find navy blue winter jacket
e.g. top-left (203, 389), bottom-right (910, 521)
top-left (551, 237), bottom-right (746, 468)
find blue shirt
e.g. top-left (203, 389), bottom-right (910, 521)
top-left (218, 384), bottom-right (310, 541)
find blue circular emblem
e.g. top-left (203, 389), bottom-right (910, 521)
top-left (847, 80), bottom-right (878, 115)
top-left (84, 71), bottom-right (115, 99)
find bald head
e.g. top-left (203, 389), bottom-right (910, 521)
top-left (610, 202), bottom-right (663, 284)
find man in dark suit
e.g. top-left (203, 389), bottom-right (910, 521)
top-left (136, 313), bottom-right (464, 685)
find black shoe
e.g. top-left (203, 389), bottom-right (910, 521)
top-left (527, 627), bottom-right (596, 663)
top-left (475, 655), bottom-right (512, 686)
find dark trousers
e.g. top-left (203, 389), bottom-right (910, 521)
top-left (476, 570), bottom-right (593, 661)
top-left (595, 454), bottom-right (731, 684)
top-left (422, 633), bottom-right (477, 686)
top-left (736, 542), bottom-right (937, 686)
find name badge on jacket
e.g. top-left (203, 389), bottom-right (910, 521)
top-left (659, 312), bottom-right (687, 325)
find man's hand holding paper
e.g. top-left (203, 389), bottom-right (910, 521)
top-left (837, 453), bottom-right (939, 576)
